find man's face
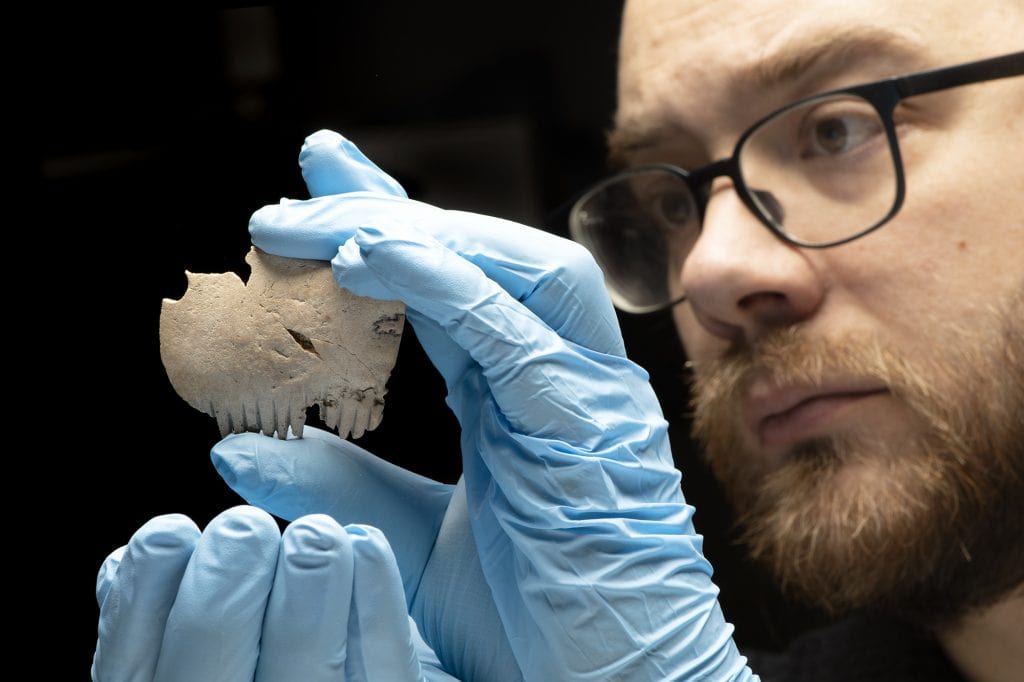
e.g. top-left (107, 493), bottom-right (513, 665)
top-left (615, 0), bottom-right (1024, 624)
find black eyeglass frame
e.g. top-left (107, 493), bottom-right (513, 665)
top-left (571, 50), bottom-right (1024, 312)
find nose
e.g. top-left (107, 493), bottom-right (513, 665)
top-left (679, 181), bottom-right (825, 343)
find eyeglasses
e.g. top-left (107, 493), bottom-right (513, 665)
top-left (569, 51), bottom-right (1024, 313)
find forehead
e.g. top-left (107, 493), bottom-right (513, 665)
top-left (615, 0), bottom-right (1020, 158)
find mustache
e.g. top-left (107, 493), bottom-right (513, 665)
top-left (685, 325), bottom-right (961, 472)
top-left (688, 326), bottom-right (910, 415)
top-left (689, 285), bottom-right (1024, 413)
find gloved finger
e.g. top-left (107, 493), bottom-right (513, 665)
top-left (332, 224), bottom-right (650, 443)
top-left (249, 192), bottom-right (625, 357)
top-left (211, 427), bottom-right (453, 601)
top-left (293, 130), bottom-right (482, 393)
top-left (250, 192), bottom-right (419, 261)
top-left (254, 515), bottom-right (354, 682)
top-left (294, 132), bottom-right (479, 385)
top-left (92, 515), bottom-right (199, 682)
top-left (94, 545), bottom-right (125, 607)
top-left (287, 130), bottom-right (615, 334)
top-left (344, 525), bottom-right (424, 681)
top-left (151, 506), bottom-right (280, 682)
top-left (299, 129), bottom-right (407, 198)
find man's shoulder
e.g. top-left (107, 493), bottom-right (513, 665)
top-left (745, 612), bottom-right (964, 682)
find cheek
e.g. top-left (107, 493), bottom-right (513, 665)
top-left (902, 108), bottom-right (1024, 284)
top-left (672, 304), bottom-right (728, 365)
top-left (830, 128), bottom-right (1024, 331)
top-left (672, 305), bottom-right (700, 357)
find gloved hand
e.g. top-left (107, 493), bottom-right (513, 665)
top-left (210, 130), bottom-right (523, 682)
top-left (212, 429), bottom-right (521, 682)
top-left (91, 506), bottom-right (456, 681)
top-left (242, 130), bottom-right (757, 680)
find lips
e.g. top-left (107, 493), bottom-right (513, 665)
top-left (743, 378), bottom-right (890, 450)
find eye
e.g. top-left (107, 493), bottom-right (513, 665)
top-left (632, 174), bottom-right (697, 230)
top-left (797, 100), bottom-right (885, 159)
top-left (814, 118), bottom-right (854, 153)
top-left (650, 189), bottom-right (695, 227)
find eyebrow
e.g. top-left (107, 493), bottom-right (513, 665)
top-left (747, 27), bottom-right (923, 91)
top-left (609, 27), bottom-right (926, 167)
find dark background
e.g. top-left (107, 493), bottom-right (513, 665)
top-left (35, 4), bottom-right (822, 677)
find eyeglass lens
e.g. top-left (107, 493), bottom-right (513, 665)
top-left (571, 93), bottom-right (899, 312)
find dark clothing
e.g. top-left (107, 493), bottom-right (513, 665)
top-left (746, 613), bottom-right (964, 681)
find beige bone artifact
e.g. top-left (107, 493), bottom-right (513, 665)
top-left (159, 247), bottom-right (404, 440)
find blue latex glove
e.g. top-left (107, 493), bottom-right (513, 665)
top-left (210, 130), bottom-right (522, 681)
top-left (244, 130), bottom-right (758, 680)
top-left (92, 506), bottom-right (455, 681)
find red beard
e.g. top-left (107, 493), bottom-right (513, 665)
top-left (690, 290), bottom-right (1024, 627)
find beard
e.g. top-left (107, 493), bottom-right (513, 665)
top-left (690, 288), bottom-right (1024, 629)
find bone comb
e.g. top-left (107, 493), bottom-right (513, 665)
top-left (159, 247), bottom-right (404, 440)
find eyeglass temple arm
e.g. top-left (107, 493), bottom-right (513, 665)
top-left (897, 51), bottom-right (1024, 98)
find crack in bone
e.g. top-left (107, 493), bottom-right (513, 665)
top-left (284, 327), bottom-right (321, 357)
top-left (159, 247), bottom-right (404, 439)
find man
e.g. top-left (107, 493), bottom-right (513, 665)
top-left (93, 1), bottom-right (1022, 680)
top-left (603, 1), bottom-right (1024, 679)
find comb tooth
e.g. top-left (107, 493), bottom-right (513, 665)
top-left (275, 399), bottom-right (290, 440)
top-left (259, 400), bottom-right (276, 437)
top-left (322, 396), bottom-right (341, 432)
top-left (251, 399), bottom-right (261, 434)
top-left (228, 402), bottom-right (245, 435)
top-left (239, 399), bottom-right (252, 432)
top-left (337, 401), bottom-right (356, 441)
top-left (246, 399), bottom-right (259, 433)
top-left (212, 401), bottom-right (232, 437)
top-left (368, 401), bottom-right (384, 432)
top-left (350, 399), bottom-right (370, 440)
top-left (290, 400), bottom-right (306, 439)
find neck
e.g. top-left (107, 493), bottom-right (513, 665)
top-left (936, 588), bottom-right (1024, 682)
